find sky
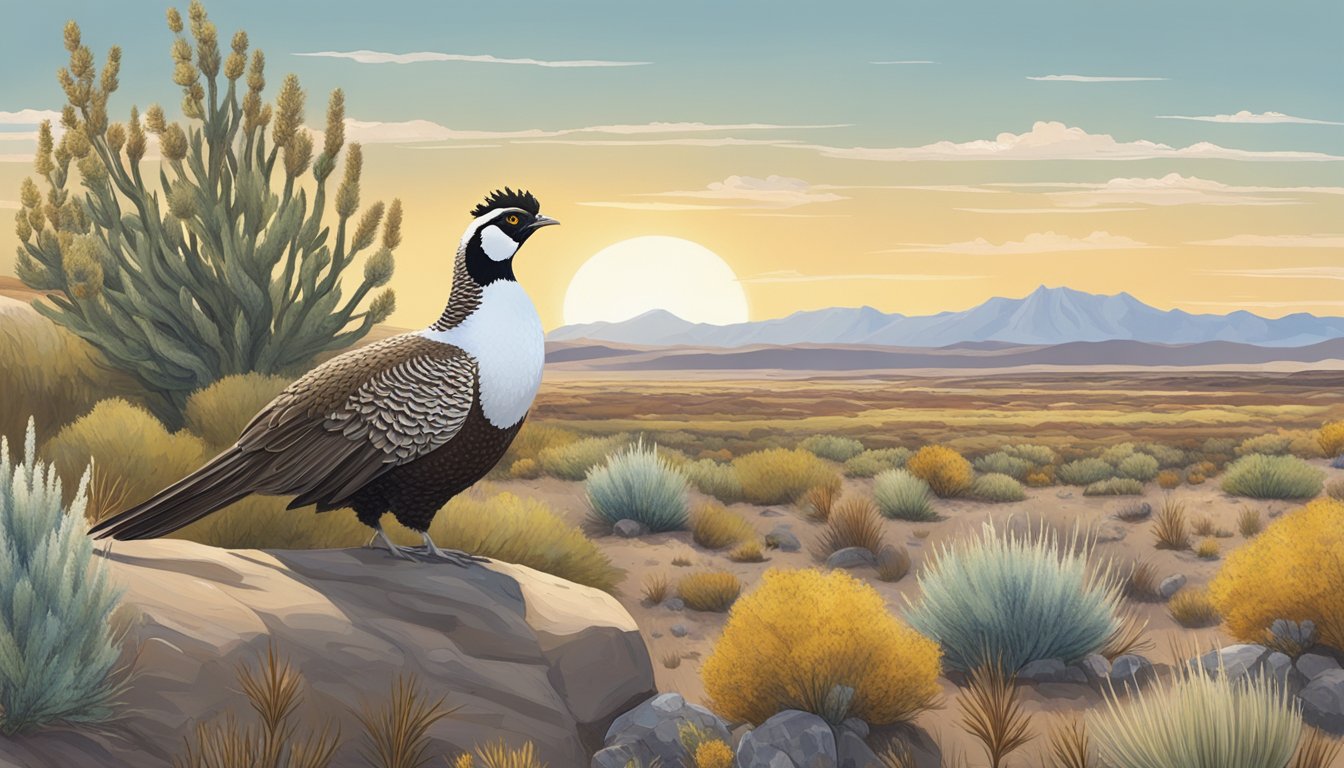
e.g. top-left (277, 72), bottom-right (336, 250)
top-left (1, 0), bottom-right (1341, 330)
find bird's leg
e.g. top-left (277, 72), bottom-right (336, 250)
top-left (416, 531), bottom-right (489, 567)
top-left (368, 524), bottom-right (414, 560)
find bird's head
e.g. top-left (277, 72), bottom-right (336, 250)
top-left (459, 188), bottom-right (559, 285)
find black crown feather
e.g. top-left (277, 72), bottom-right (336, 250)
top-left (470, 187), bottom-right (540, 218)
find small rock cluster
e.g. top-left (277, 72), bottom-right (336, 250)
top-left (1015, 653), bottom-right (1155, 691)
top-left (1192, 643), bottom-right (1344, 733)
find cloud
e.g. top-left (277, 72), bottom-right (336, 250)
top-left (578, 201), bottom-right (739, 212)
top-left (1028, 75), bottom-right (1167, 82)
top-left (884, 230), bottom-right (1151, 255)
top-left (338, 118), bottom-right (846, 144)
top-left (739, 270), bottom-right (984, 284)
top-left (1191, 234), bottom-right (1344, 249)
top-left (955, 206), bottom-right (1143, 214)
top-left (1202, 266), bottom-right (1344, 281)
top-left (0, 109), bottom-right (61, 125)
top-left (792, 121), bottom-right (1341, 162)
top-left (1157, 110), bottom-right (1344, 126)
top-left (581, 175), bottom-right (845, 212)
top-left (294, 49), bottom-right (648, 68)
top-left (517, 137), bottom-right (805, 148)
top-left (1039, 173), bottom-right (1343, 208)
top-left (871, 60), bottom-right (935, 65)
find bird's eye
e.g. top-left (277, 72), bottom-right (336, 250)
top-left (506, 214), bottom-right (520, 225)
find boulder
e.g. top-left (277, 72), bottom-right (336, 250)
top-left (1196, 644), bottom-right (1270, 679)
top-left (1158, 574), bottom-right (1186, 599)
top-left (1076, 654), bottom-right (1112, 688)
top-left (765, 525), bottom-right (802, 553)
top-left (825, 547), bottom-right (878, 570)
top-left (1298, 653), bottom-right (1342, 681)
top-left (593, 693), bottom-right (731, 768)
top-left (613, 519), bottom-right (648, 538)
top-left (1109, 655), bottom-right (1155, 689)
top-left (1018, 659), bottom-right (1071, 684)
top-left (1332, 454), bottom-right (1344, 469)
top-left (0, 540), bottom-right (654, 768)
top-left (737, 710), bottom-right (837, 768)
top-left (836, 728), bottom-right (880, 768)
top-left (1300, 670), bottom-right (1344, 734)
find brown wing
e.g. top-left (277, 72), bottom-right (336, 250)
top-left (237, 333), bottom-right (478, 508)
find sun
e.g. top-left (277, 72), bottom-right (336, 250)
top-left (562, 236), bottom-right (750, 326)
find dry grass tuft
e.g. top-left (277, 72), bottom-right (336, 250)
top-left (727, 539), bottom-right (767, 563)
top-left (1152, 499), bottom-right (1190, 551)
top-left (811, 496), bottom-right (886, 560)
top-left (907, 445), bottom-right (974, 498)
top-left (801, 476), bottom-right (843, 522)
top-left (466, 740), bottom-right (546, 768)
top-left (1195, 539), bottom-right (1220, 560)
top-left (690, 503), bottom-right (755, 550)
top-left (355, 675), bottom-right (452, 768)
top-left (661, 652), bottom-right (682, 670)
top-left (642, 573), bottom-right (670, 605)
top-left (671, 555), bottom-right (693, 567)
top-left (1169, 588), bottom-right (1221, 629)
top-left (875, 545), bottom-right (912, 582)
top-left (1192, 515), bottom-right (1216, 537)
top-left (1101, 607), bottom-right (1153, 660)
top-left (958, 662), bottom-right (1033, 768)
top-left (1122, 558), bottom-right (1160, 602)
top-left (1292, 728), bottom-right (1344, 768)
top-left (1156, 470), bottom-right (1183, 490)
top-left (677, 571), bottom-right (743, 612)
top-left (1045, 717), bottom-right (1093, 768)
top-left (1237, 508), bottom-right (1264, 537)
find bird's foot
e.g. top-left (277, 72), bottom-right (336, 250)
top-left (369, 526), bottom-right (415, 561)
top-left (407, 533), bottom-right (489, 567)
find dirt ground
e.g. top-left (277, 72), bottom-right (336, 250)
top-left (493, 459), bottom-right (1343, 765)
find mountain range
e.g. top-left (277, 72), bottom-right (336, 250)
top-left (547, 286), bottom-right (1344, 348)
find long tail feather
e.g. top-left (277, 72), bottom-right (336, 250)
top-left (89, 447), bottom-right (258, 540)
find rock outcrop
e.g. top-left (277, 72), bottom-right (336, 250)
top-left (0, 540), bottom-right (654, 767)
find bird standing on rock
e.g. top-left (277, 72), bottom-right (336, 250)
top-left (91, 189), bottom-right (558, 565)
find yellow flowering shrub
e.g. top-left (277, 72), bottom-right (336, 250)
top-left (732, 448), bottom-right (838, 505)
top-left (1319, 420), bottom-right (1344, 458)
top-left (694, 740), bottom-right (735, 768)
top-left (905, 445), bottom-right (973, 497)
top-left (1209, 498), bottom-right (1344, 648)
top-left (702, 568), bottom-right (941, 725)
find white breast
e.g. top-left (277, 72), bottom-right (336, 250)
top-left (418, 281), bottom-right (544, 428)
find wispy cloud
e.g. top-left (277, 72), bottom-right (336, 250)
top-left (1191, 234), bottom-right (1344, 248)
top-left (1157, 110), bottom-right (1344, 126)
top-left (791, 121), bottom-right (1340, 162)
top-left (294, 49), bottom-right (648, 68)
top-left (582, 175), bottom-right (845, 211)
top-left (578, 201), bottom-right (737, 212)
top-left (0, 109), bottom-right (61, 125)
top-left (740, 270), bottom-right (984, 284)
top-left (518, 137), bottom-right (806, 148)
top-left (955, 206), bottom-right (1144, 214)
top-left (883, 230), bottom-right (1151, 255)
top-left (339, 118), bottom-right (845, 144)
top-left (1201, 266), bottom-right (1344, 281)
top-left (871, 60), bottom-right (936, 65)
top-left (1031, 173), bottom-right (1343, 208)
top-left (1028, 74), bottom-right (1167, 82)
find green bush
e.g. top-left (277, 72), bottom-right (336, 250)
top-left (798, 434), bottom-right (865, 462)
top-left (0, 419), bottom-right (122, 733)
top-left (18, 9), bottom-right (399, 422)
top-left (1116, 453), bottom-right (1160, 482)
top-left (586, 442), bottom-right (689, 532)
top-left (1089, 667), bottom-right (1301, 768)
top-left (872, 469), bottom-right (935, 521)
top-left (1139, 443), bottom-right (1187, 468)
top-left (184, 373), bottom-right (291, 448)
top-left (539, 435), bottom-right (628, 481)
top-left (905, 520), bottom-right (1121, 672)
top-left (682, 459), bottom-right (745, 504)
top-left (970, 473), bottom-right (1027, 503)
top-left (42, 398), bottom-right (207, 510)
top-left (972, 452), bottom-right (1031, 480)
top-left (843, 448), bottom-right (911, 478)
top-left (1084, 477), bottom-right (1145, 496)
top-left (732, 448), bottom-right (838, 505)
top-left (1003, 443), bottom-right (1058, 466)
top-left (1236, 433), bottom-right (1294, 457)
top-left (1220, 454), bottom-right (1324, 500)
top-left (1058, 458), bottom-right (1115, 486)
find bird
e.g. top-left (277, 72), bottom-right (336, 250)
top-left (90, 188), bottom-right (558, 565)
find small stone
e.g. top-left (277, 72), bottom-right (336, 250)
top-left (826, 547), bottom-right (878, 570)
top-left (1259, 651), bottom-right (1303, 694)
top-left (1018, 659), bottom-right (1070, 684)
top-left (736, 710), bottom-right (837, 768)
top-left (664, 598), bottom-right (685, 612)
top-left (1110, 655), bottom-right (1155, 689)
top-left (613, 519), bottom-right (647, 538)
top-left (765, 525), bottom-right (802, 552)
top-left (1298, 653), bottom-right (1343, 681)
top-left (1056, 490), bottom-right (1073, 499)
top-left (1077, 654), bottom-right (1111, 686)
top-left (598, 693), bottom-right (732, 768)
top-left (670, 624), bottom-right (689, 638)
top-left (1332, 454), bottom-right (1344, 469)
top-left (1195, 644), bottom-right (1268, 680)
top-left (1093, 522), bottom-right (1127, 543)
top-left (760, 507), bottom-right (786, 517)
top-left (1300, 669), bottom-right (1344, 734)
top-left (1158, 574), bottom-right (1187, 599)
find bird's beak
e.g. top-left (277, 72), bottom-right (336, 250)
top-left (525, 214), bottom-right (560, 231)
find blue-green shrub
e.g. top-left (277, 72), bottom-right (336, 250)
top-left (0, 419), bottom-right (122, 734)
top-left (973, 452), bottom-right (1031, 480)
top-left (682, 459), bottom-right (745, 504)
top-left (799, 434), bottom-right (865, 462)
top-left (1220, 454), bottom-right (1324, 500)
top-left (843, 448), bottom-right (911, 478)
top-left (905, 520), bottom-right (1122, 672)
top-left (1003, 444), bottom-right (1058, 466)
top-left (1117, 453), bottom-right (1159, 482)
top-left (1058, 457), bottom-right (1115, 486)
top-left (872, 469), bottom-right (935, 521)
top-left (1084, 478), bottom-right (1145, 496)
top-left (970, 473), bottom-right (1027, 503)
top-left (585, 442), bottom-right (690, 532)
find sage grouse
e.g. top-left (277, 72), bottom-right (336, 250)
top-left (91, 189), bottom-right (558, 564)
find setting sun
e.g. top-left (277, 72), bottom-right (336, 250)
top-left (562, 236), bottom-right (751, 326)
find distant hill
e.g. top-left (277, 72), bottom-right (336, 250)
top-left (547, 286), bottom-right (1344, 348)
